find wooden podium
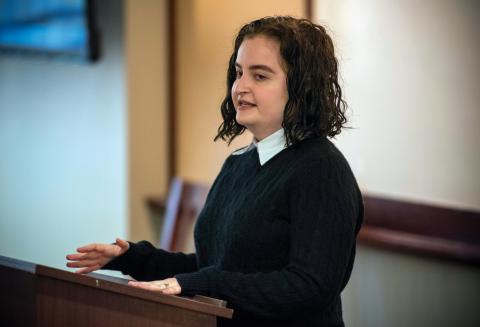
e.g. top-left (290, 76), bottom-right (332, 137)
top-left (0, 255), bottom-right (233, 326)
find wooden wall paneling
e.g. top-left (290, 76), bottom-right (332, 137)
top-left (359, 196), bottom-right (480, 265)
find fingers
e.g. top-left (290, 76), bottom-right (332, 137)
top-left (161, 285), bottom-right (182, 295)
top-left (75, 264), bottom-right (101, 275)
top-left (76, 240), bottom-right (127, 257)
top-left (66, 258), bottom-right (100, 268)
top-left (66, 253), bottom-right (84, 260)
top-left (128, 278), bottom-right (181, 295)
top-left (128, 281), bottom-right (159, 291)
top-left (67, 240), bottom-right (122, 273)
top-left (77, 243), bottom-right (102, 253)
top-left (66, 252), bottom-right (100, 261)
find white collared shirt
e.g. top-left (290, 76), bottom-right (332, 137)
top-left (232, 129), bottom-right (287, 165)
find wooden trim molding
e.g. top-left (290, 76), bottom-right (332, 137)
top-left (305, 0), bottom-right (313, 20)
top-left (167, 0), bottom-right (176, 180)
top-left (149, 191), bottom-right (480, 266)
top-left (359, 195), bottom-right (480, 266)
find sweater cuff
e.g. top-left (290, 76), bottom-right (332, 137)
top-left (102, 241), bottom-right (137, 272)
top-left (175, 270), bottom-right (210, 296)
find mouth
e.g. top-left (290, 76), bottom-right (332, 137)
top-left (237, 99), bottom-right (257, 110)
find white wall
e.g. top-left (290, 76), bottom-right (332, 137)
top-left (313, 0), bottom-right (480, 326)
top-left (316, 0), bottom-right (480, 210)
top-left (0, 0), bottom-right (127, 270)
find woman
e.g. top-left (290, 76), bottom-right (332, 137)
top-left (67, 16), bottom-right (363, 327)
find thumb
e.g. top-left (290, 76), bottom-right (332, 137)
top-left (116, 238), bottom-right (129, 251)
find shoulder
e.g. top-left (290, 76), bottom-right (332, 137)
top-left (231, 143), bottom-right (254, 156)
top-left (291, 137), bottom-right (349, 168)
top-left (218, 143), bottom-right (255, 172)
top-left (283, 137), bottom-right (357, 189)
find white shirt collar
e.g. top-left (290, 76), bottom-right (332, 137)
top-left (232, 129), bottom-right (287, 165)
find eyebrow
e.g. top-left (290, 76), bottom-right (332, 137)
top-left (235, 63), bottom-right (275, 74)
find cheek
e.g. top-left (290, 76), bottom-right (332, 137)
top-left (274, 85), bottom-right (289, 111)
top-left (231, 81), bottom-right (238, 98)
top-left (272, 87), bottom-right (288, 121)
top-left (278, 86), bottom-right (289, 116)
top-left (280, 83), bottom-right (289, 104)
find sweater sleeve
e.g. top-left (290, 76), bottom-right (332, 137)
top-left (175, 158), bottom-right (363, 319)
top-left (102, 240), bottom-right (198, 281)
top-left (102, 155), bottom-right (235, 281)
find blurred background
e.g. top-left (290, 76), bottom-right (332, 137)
top-left (0, 0), bottom-right (479, 326)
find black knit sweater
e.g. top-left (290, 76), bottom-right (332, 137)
top-left (104, 136), bottom-right (363, 327)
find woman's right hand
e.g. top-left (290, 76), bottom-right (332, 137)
top-left (66, 238), bottom-right (129, 274)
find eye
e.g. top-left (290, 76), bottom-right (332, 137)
top-left (235, 70), bottom-right (242, 79)
top-left (254, 74), bottom-right (267, 81)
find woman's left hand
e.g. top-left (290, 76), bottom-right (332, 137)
top-left (128, 277), bottom-right (181, 295)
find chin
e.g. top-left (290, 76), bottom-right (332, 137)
top-left (235, 113), bottom-right (254, 128)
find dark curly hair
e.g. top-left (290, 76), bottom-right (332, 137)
top-left (214, 16), bottom-right (348, 146)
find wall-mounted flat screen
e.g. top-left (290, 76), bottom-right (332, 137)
top-left (0, 0), bottom-right (100, 62)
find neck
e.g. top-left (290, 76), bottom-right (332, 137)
top-left (251, 127), bottom-right (283, 142)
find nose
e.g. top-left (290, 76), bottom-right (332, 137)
top-left (232, 74), bottom-right (251, 96)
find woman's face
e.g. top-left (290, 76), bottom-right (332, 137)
top-left (232, 35), bottom-right (289, 141)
